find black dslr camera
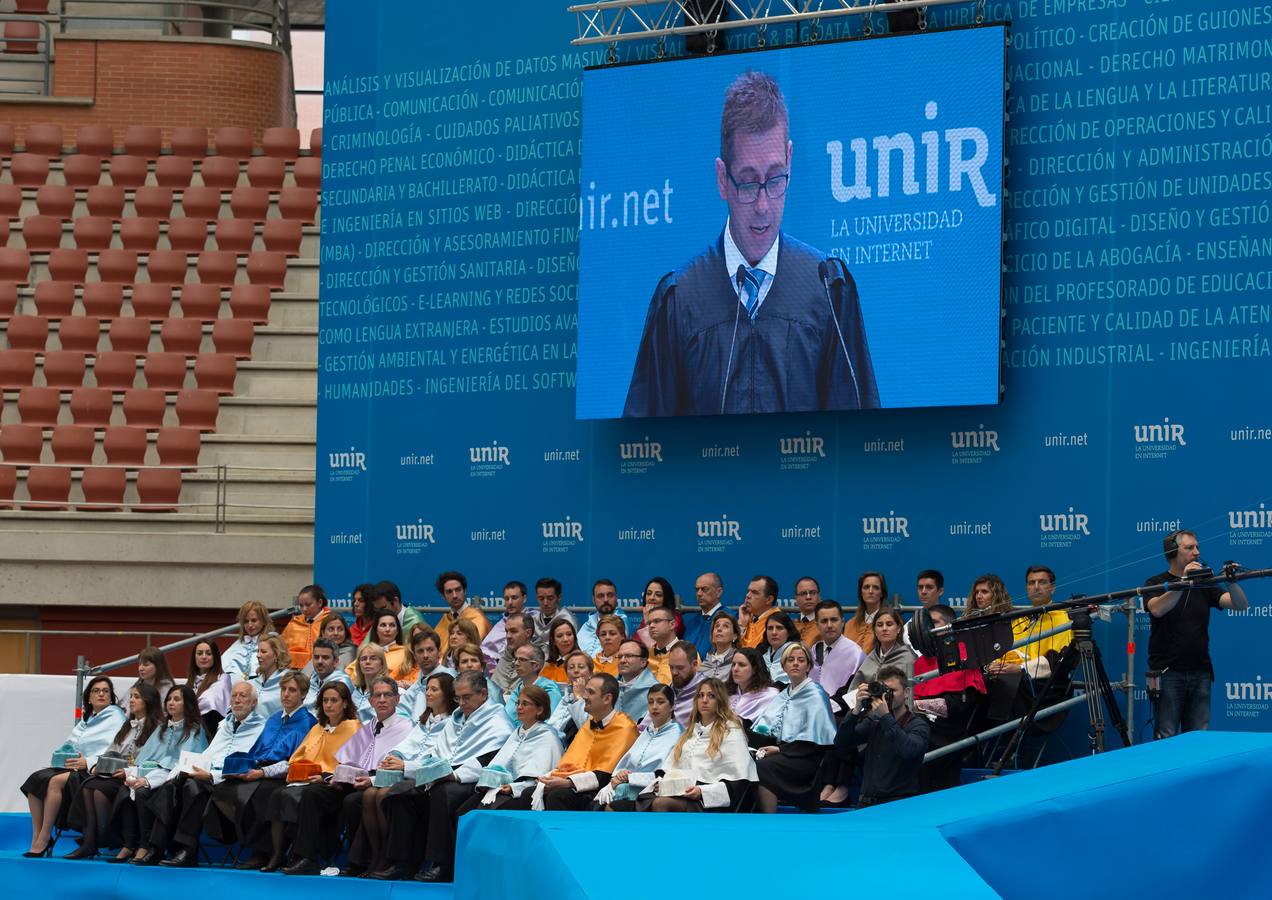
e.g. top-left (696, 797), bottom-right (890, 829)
top-left (865, 681), bottom-right (894, 704)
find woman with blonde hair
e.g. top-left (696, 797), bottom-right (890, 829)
top-left (649, 678), bottom-right (755, 812)
top-left (751, 643), bottom-right (837, 813)
top-left (248, 634), bottom-right (292, 718)
top-left (350, 642), bottom-right (389, 723)
top-left (962, 573), bottom-right (1012, 618)
top-left (224, 600), bottom-right (275, 681)
top-left (591, 614), bottom-right (626, 677)
top-left (444, 618), bottom-right (482, 669)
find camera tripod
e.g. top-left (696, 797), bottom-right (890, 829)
top-left (990, 606), bottom-right (1129, 776)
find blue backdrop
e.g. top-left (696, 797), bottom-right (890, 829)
top-left (319, 0), bottom-right (1272, 736)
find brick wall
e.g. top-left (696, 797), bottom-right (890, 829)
top-left (0, 36), bottom-right (290, 147)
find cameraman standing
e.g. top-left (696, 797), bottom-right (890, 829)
top-left (836, 666), bottom-right (929, 806)
top-left (1145, 529), bottom-right (1247, 739)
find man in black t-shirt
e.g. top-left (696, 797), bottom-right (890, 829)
top-left (1143, 529), bottom-right (1248, 739)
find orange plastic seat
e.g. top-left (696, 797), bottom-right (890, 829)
top-left (154, 157), bottom-right (194, 188)
top-left (145, 249), bottom-right (189, 285)
top-left (130, 283), bottom-right (173, 319)
top-left (102, 424), bottom-right (147, 465)
top-left (135, 468), bottom-right (181, 512)
top-left (17, 385), bottom-right (60, 426)
top-left (196, 250), bottom-right (238, 287)
top-left (166, 218), bottom-right (208, 252)
top-left (124, 125), bottom-right (162, 159)
top-left (179, 186), bottom-right (221, 220)
top-left (0, 348), bottom-right (36, 387)
top-left (92, 351), bottom-right (138, 390)
top-left (262, 127), bottom-right (300, 160)
top-left (0, 248), bottom-right (31, 283)
top-left (262, 219), bottom-right (301, 256)
top-left (34, 280), bottom-right (76, 318)
top-left (97, 249), bottom-right (139, 283)
top-left (48, 248), bottom-right (87, 284)
top-left (24, 124), bottom-right (63, 156)
top-left (0, 423), bottom-right (43, 462)
top-left (85, 185), bottom-right (125, 219)
top-left (211, 319), bottom-right (253, 359)
top-left (143, 351), bottom-right (187, 390)
top-left (246, 156), bottom-right (285, 189)
top-left (246, 251), bottom-right (286, 290)
top-left (51, 424), bottom-right (95, 464)
top-left (122, 388), bottom-right (167, 428)
top-left (22, 215), bottom-right (63, 252)
top-left (7, 314), bottom-right (49, 351)
top-left (24, 466), bottom-right (71, 510)
top-left (108, 155), bottom-right (150, 189)
top-left (170, 127), bottom-right (208, 159)
top-left (41, 350), bottom-right (86, 389)
top-left (63, 155), bottom-right (104, 188)
top-left (57, 316), bottom-right (101, 353)
top-left (10, 153), bottom-right (49, 187)
top-left (278, 187), bottom-right (318, 224)
top-left (120, 217), bottom-right (160, 251)
top-left (213, 126), bottom-right (253, 160)
top-left (79, 466), bottom-right (126, 510)
top-left (293, 157), bottom-right (321, 189)
top-left (200, 155), bottom-right (240, 189)
top-left (82, 282), bottom-right (123, 318)
top-left (73, 215), bottom-right (115, 251)
top-left (178, 283), bottom-right (222, 321)
top-left (214, 218), bottom-right (255, 253)
top-left (156, 426), bottom-right (200, 467)
top-left (230, 187), bottom-right (269, 222)
top-left (75, 125), bottom-right (114, 156)
top-left (134, 186), bottom-right (174, 220)
top-left (228, 284), bottom-right (269, 323)
top-left (193, 353), bottom-right (236, 394)
top-left (175, 389), bottom-right (218, 432)
top-left (36, 185), bottom-right (76, 219)
top-left (108, 316), bottom-right (153, 353)
top-left (70, 386), bottom-right (114, 426)
top-left (160, 317), bottom-right (202, 354)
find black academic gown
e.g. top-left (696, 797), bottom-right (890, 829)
top-left (623, 232), bottom-right (879, 416)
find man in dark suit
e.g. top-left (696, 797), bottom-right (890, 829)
top-left (624, 70), bottom-right (878, 417)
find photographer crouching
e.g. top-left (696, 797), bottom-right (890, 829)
top-left (834, 666), bottom-right (929, 807)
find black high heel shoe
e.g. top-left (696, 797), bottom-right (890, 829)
top-left (107, 847), bottom-right (135, 864)
top-left (62, 845), bottom-right (97, 860)
top-left (21, 844), bottom-right (52, 858)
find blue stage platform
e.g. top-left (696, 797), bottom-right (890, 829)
top-left (6, 733), bottom-right (1270, 899)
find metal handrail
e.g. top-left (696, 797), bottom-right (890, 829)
top-left (0, 15), bottom-right (53, 94)
top-left (0, 627), bottom-right (199, 674)
top-left (59, 0), bottom-right (285, 45)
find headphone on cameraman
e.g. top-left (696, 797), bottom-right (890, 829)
top-left (1163, 530), bottom-right (1182, 561)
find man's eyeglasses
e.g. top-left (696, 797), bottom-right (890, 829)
top-left (727, 169), bottom-right (789, 204)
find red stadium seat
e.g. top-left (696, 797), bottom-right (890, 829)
top-left (120, 217), bottom-right (160, 251)
top-left (70, 386), bottom-right (114, 427)
top-left (57, 316), bottom-right (101, 353)
top-left (278, 187), bottom-right (318, 224)
top-left (109, 155), bottom-right (150, 189)
top-left (34, 281), bottom-right (76, 318)
top-left (262, 127), bottom-right (300, 160)
top-left (17, 386), bottom-right (60, 426)
top-left (175, 389), bottom-right (218, 432)
top-left (73, 215), bottom-right (115, 251)
top-left (160, 317), bottom-right (202, 355)
top-left (0, 423), bottom-right (43, 462)
top-left (214, 218), bottom-right (255, 253)
top-left (213, 126), bottom-right (253, 160)
top-left (0, 282), bottom-right (17, 320)
top-left (0, 185), bottom-right (20, 218)
top-left (229, 187), bottom-right (269, 222)
top-left (130, 283), bottom-right (173, 319)
top-left (15, 2), bottom-right (53, 14)
top-left (0, 349), bottom-right (36, 387)
top-left (143, 352), bottom-right (187, 390)
top-left (51, 424), bottom-right (95, 464)
top-left (41, 350), bottom-right (86, 389)
top-left (170, 127), bottom-right (208, 159)
top-left (0, 125), bottom-right (12, 157)
top-left (36, 185), bottom-right (76, 219)
top-left (193, 353), bottom-right (236, 394)
top-left (85, 185), bottom-right (125, 219)
top-left (4, 21), bottom-right (41, 55)
top-left (7, 314), bottom-right (49, 351)
top-left (145, 249), bottom-right (189, 285)
top-left (0, 463), bottom-right (13, 508)
top-left (92, 351), bottom-right (138, 390)
top-left (166, 218), bottom-right (208, 252)
top-left (246, 251), bottom-right (286, 290)
top-left (122, 388), bottom-right (167, 428)
top-left (135, 468), bottom-right (181, 512)
top-left (108, 316), bottom-right (153, 353)
top-left (177, 283), bottom-right (222, 321)
top-left (196, 250), bottom-right (238, 287)
top-left (24, 466), bottom-right (71, 510)
top-left (262, 219), bottom-right (301, 256)
top-left (48, 248), bottom-right (87, 284)
top-left (246, 156), bottom-right (285, 189)
top-left (228, 284), bottom-right (269, 323)
top-left (200, 155), bottom-right (240, 189)
top-left (80, 466), bottom-right (126, 511)
top-left (0, 248), bottom-right (30, 283)
top-left (21, 215), bottom-right (63, 252)
top-left (97, 249), bottom-right (139, 283)
top-left (63, 155), bottom-right (104, 188)
top-left (82, 282), bottom-right (123, 318)
top-left (0, 216), bottom-right (9, 247)
top-left (123, 125), bottom-right (162, 159)
top-left (179, 186), bottom-right (222, 220)
top-left (103, 424), bottom-right (147, 465)
top-left (10, 153), bottom-right (49, 187)
top-left (156, 426), bottom-right (200, 468)
top-left (24, 124), bottom-right (62, 156)
top-left (154, 157), bottom-right (194, 189)
top-left (293, 157), bottom-right (321, 189)
top-left (211, 319), bottom-right (253, 359)
top-left (309, 128), bottom-right (322, 157)
top-left (134, 186), bottom-right (174, 220)
top-left (75, 125), bottom-right (114, 156)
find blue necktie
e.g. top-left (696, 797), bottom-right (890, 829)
top-left (739, 267), bottom-right (765, 318)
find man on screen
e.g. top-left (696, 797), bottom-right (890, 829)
top-left (623, 70), bottom-right (879, 417)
